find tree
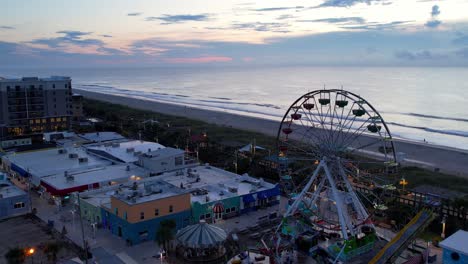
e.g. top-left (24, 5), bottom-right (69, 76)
top-left (156, 219), bottom-right (177, 251)
top-left (5, 247), bottom-right (25, 264)
top-left (43, 242), bottom-right (61, 263)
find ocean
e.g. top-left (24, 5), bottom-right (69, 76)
top-left (2, 66), bottom-right (468, 150)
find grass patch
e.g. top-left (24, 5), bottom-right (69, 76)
top-left (399, 166), bottom-right (468, 194)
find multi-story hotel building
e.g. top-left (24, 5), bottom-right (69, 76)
top-left (0, 76), bottom-right (73, 140)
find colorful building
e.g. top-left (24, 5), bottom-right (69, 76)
top-left (81, 179), bottom-right (192, 245)
top-left (0, 174), bottom-right (30, 219)
top-left (160, 165), bottom-right (280, 223)
top-left (440, 230), bottom-right (468, 264)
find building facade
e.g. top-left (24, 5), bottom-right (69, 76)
top-left (100, 180), bottom-right (192, 245)
top-left (440, 230), bottom-right (468, 264)
top-left (0, 76), bottom-right (72, 140)
top-left (0, 176), bottom-right (30, 219)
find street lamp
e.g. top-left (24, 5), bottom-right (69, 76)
top-left (441, 214), bottom-right (447, 239)
top-left (26, 247), bottom-right (35, 263)
top-left (399, 177), bottom-right (408, 191)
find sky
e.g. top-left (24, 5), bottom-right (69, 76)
top-left (1, 0), bottom-right (468, 67)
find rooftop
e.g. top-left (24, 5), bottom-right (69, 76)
top-left (0, 76), bottom-right (70, 82)
top-left (440, 230), bottom-right (468, 254)
top-left (78, 132), bottom-right (125, 143)
top-left (86, 140), bottom-right (165, 163)
top-left (142, 147), bottom-right (184, 160)
top-left (0, 180), bottom-right (27, 198)
top-left (160, 165), bottom-right (276, 204)
top-left (4, 147), bottom-right (111, 179)
top-left (112, 178), bottom-right (187, 205)
top-left (41, 164), bottom-right (149, 191)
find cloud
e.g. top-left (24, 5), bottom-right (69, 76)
top-left (0, 26), bottom-right (15, 30)
top-left (100, 34), bottom-right (112, 38)
top-left (455, 48), bottom-right (468, 58)
top-left (425, 20), bottom-right (441, 28)
top-left (277, 14), bottom-right (296, 20)
top-left (394, 50), bottom-right (445, 60)
top-left (341, 21), bottom-right (411, 30)
top-left (431, 5), bottom-right (440, 16)
top-left (127, 12), bottom-right (142, 16)
top-left (30, 30), bottom-right (104, 48)
top-left (453, 33), bottom-right (468, 46)
top-left (252, 6), bottom-right (304, 12)
top-left (164, 56), bottom-right (232, 63)
top-left (425, 5), bottom-right (441, 28)
top-left (146, 14), bottom-right (210, 24)
top-left (298, 17), bottom-right (365, 24)
top-left (230, 22), bottom-right (290, 33)
top-left (314, 0), bottom-right (387, 8)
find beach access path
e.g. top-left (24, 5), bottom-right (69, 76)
top-left (76, 89), bottom-right (468, 178)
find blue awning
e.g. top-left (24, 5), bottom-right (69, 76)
top-left (11, 163), bottom-right (29, 177)
top-left (243, 194), bottom-right (256, 203)
top-left (257, 185), bottom-right (280, 199)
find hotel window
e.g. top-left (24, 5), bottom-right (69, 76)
top-left (199, 215), bottom-right (205, 220)
top-left (35, 119), bottom-right (41, 124)
top-left (205, 213), bottom-right (211, 219)
top-left (169, 205), bottom-right (173, 213)
top-left (14, 202), bottom-right (25, 209)
top-left (140, 212), bottom-right (145, 220)
top-left (231, 207), bottom-right (236, 212)
top-left (155, 209), bottom-right (159, 216)
top-left (56, 117), bottom-right (61, 122)
top-left (53, 84), bottom-right (55, 88)
top-left (29, 120), bottom-right (34, 124)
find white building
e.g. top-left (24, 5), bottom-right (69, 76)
top-left (138, 147), bottom-right (186, 174)
top-left (85, 140), bottom-right (165, 163)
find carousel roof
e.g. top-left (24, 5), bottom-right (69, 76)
top-left (176, 220), bottom-right (227, 248)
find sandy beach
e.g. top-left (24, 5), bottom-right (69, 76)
top-left (76, 89), bottom-right (468, 178)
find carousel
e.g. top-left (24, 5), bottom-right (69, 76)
top-left (175, 220), bottom-right (228, 263)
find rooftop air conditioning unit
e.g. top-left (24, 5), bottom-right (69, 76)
top-left (58, 149), bottom-right (67, 154)
top-left (78, 157), bottom-right (88, 163)
top-left (68, 153), bottom-right (78, 159)
top-left (126, 147), bottom-right (134, 153)
top-left (228, 187), bottom-right (238, 193)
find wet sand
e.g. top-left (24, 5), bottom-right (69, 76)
top-left (76, 89), bottom-right (468, 178)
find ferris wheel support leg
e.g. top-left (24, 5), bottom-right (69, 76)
top-left (322, 162), bottom-right (353, 240)
top-left (308, 176), bottom-right (326, 209)
top-left (281, 160), bottom-right (325, 220)
top-left (337, 159), bottom-right (370, 222)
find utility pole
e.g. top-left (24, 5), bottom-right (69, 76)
top-left (76, 192), bottom-right (89, 264)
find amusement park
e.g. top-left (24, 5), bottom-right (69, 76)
top-left (228, 89), bottom-right (455, 264)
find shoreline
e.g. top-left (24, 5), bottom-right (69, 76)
top-left (76, 89), bottom-right (468, 178)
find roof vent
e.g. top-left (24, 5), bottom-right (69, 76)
top-left (126, 147), bottom-right (134, 153)
top-left (58, 149), bottom-right (67, 154)
top-left (68, 153), bottom-right (78, 159)
top-left (78, 157), bottom-right (88, 163)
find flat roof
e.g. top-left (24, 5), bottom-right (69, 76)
top-left (41, 164), bottom-right (148, 191)
top-left (0, 76), bottom-right (70, 82)
top-left (112, 178), bottom-right (187, 205)
top-left (160, 165), bottom-right (276, 204)
top-left (86, 140), bottom-right (165, 163)
top-left (78, 132), bottom-right (125, 143)
top-left (143, 147), bottom-right (184, 159)
top-left (0, 180), bottom-right (27, 198)
top-left (440, 230), bottom-right (468, 254)
top-left (4, 147), bottom-right (111, 178)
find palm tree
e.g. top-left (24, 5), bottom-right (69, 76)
top-left (156, 219), bottom-right (176, 252)
top-left (5, 247), bottom-right (25, 264)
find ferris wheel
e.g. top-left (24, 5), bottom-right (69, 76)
top-left (266, 89), bottom-right (398, 262)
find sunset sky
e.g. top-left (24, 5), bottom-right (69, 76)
top-left (1, 0), bottom-right (468, 67)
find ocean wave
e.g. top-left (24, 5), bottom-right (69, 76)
top-left (388, 122), bottom-right (468, 138)
top-left (385, 111), bottom-right (468, 123)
